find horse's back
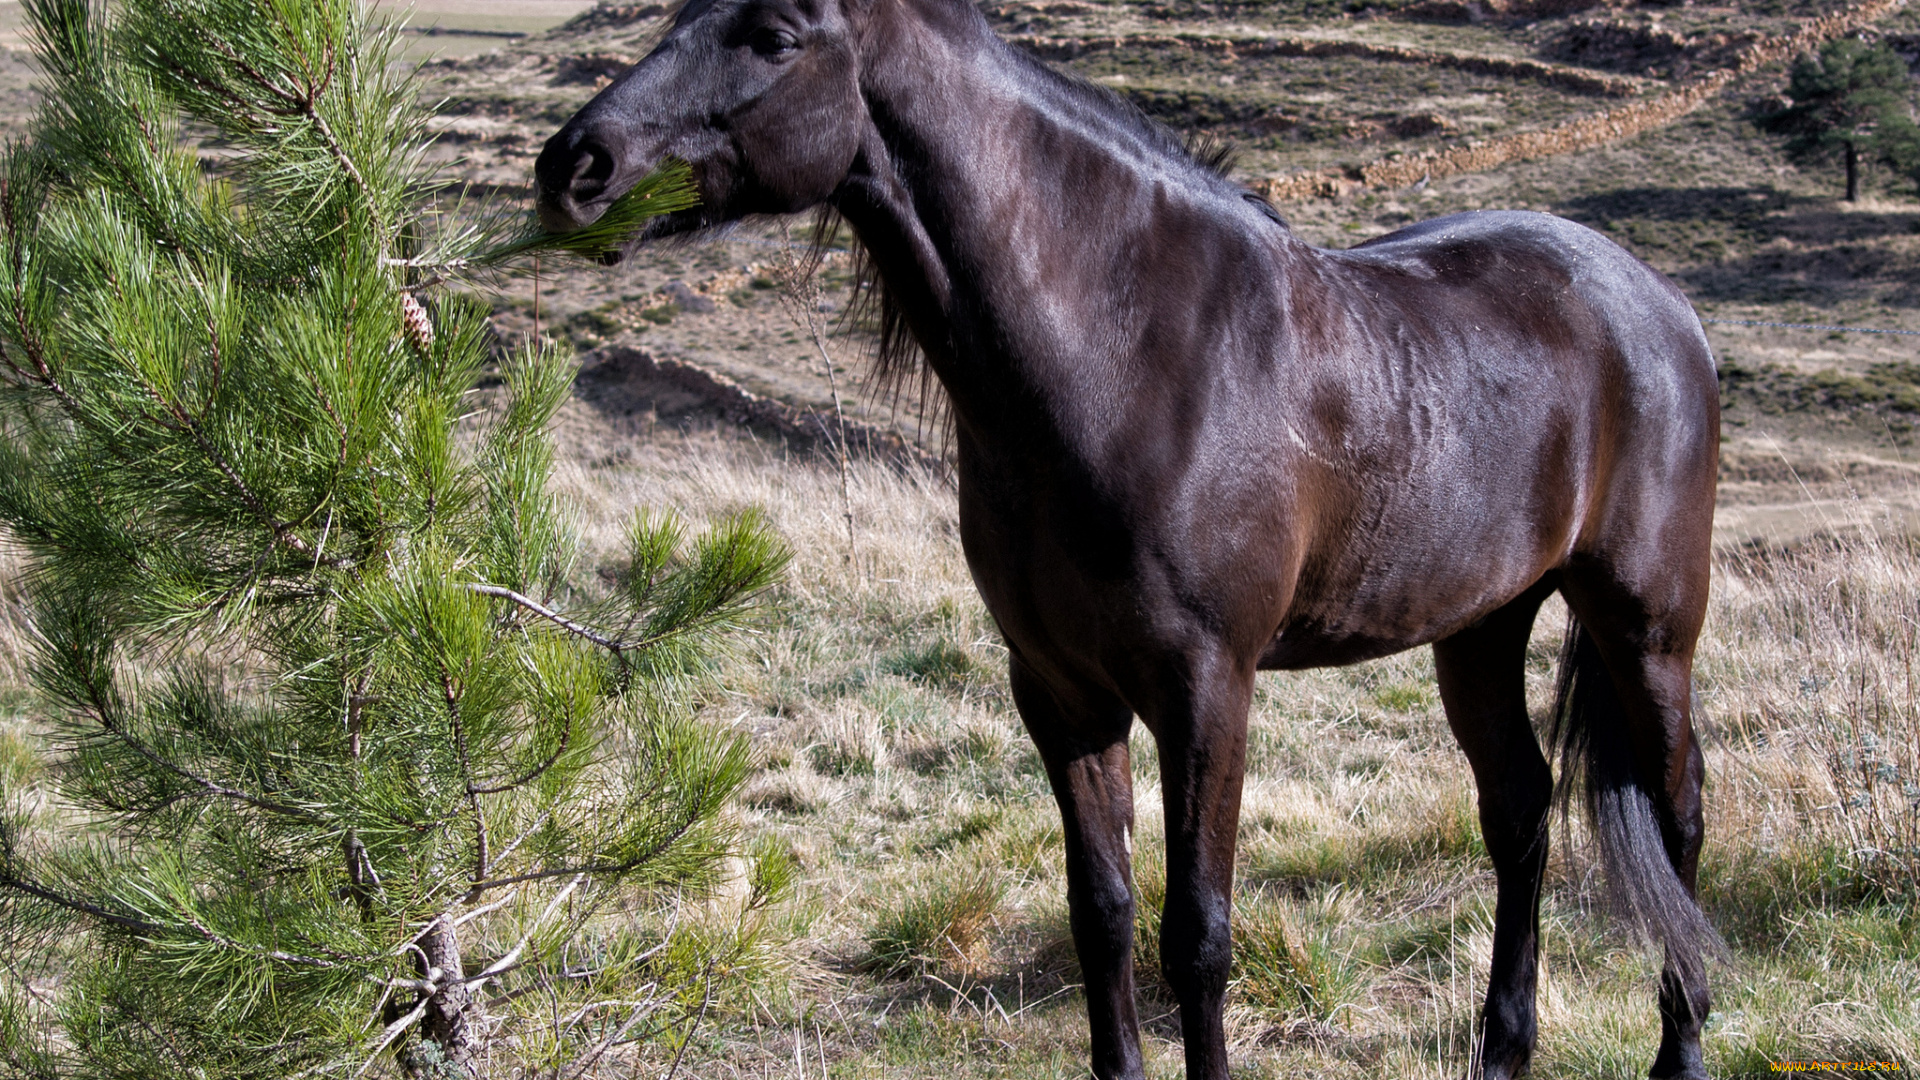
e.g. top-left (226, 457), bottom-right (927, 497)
top-left (1261, 211), bottom-right (1717, 667)
top-left (1328, 210), bottom-right (1718, 504)
top-left (1340, 210), bottom-right (1710, 370)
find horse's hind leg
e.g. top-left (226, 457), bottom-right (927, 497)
top-left (1560, 563), bottom-right (1715, 1080)
top-left (1009, 654), bottom-right (1145, 1080)
top-left (1433, 580), bottom-right (1557, 1080)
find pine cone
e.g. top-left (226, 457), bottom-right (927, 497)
top-left (401, 292), bottom-right (435, 351)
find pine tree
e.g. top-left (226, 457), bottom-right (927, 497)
top-left (0, 0), bottom-right (790, 1075)
top-left (1755, 37), bottom-right (1920, 202)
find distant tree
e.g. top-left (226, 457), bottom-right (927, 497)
top-left (1756, 37), bottom-right (1920, 202)
top-left (0, 0), bottom-right (790, 1074)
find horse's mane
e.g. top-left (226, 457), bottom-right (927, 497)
top-left (1008, 43), bottom-right (1246, 186)
top-left (821, 34), bottom-right (1276, 450)
top-left (811, 207), bottom-right (947, 457)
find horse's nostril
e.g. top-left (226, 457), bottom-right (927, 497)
top-left (535, 129), bottom-right (626, 231)
top-left (571, 146), bottom-right (615, 188)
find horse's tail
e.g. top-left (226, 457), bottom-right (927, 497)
top-left (1550, 618), bottom-right (1724, 984)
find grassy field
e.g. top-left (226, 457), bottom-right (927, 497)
top-left (5, 372), bottom-right (1916, 1077)
top-left (513, 403), bottom-right (1920, 1078)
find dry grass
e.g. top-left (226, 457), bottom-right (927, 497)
top-left (3, 400), bottom-right (1916, 1076)
top-left (1703, 529), bottom-right (1920, 905)
top-left (524, 409), bottom-right (1919, 1078)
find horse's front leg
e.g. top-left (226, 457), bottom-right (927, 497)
top-left (1140, 649), bottom-right (1254, 1080)
top-left (1010, 654), bottom-right (1145, 1080)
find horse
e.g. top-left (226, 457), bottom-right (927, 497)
top-left (533, 0), bottom-right (1723, 1074)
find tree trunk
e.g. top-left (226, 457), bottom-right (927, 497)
top-left (1846, 142), bottom-right (1860, 201)
top-left (403, 914), bottom-right (483, 1077)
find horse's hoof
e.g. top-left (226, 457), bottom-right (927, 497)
top-left (1474, 1056), bottom-right (1531, 1080)
top-left (1648, 1053), bottom-right (1710, 1080)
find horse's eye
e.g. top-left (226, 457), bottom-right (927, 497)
top-left (747, 27), bottom-right (798, 57)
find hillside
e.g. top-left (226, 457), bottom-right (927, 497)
top-left (415, 0), bottom-right (1920, 544)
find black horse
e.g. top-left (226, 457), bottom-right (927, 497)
top-left (534, 1), bottom-right (1722, 1075)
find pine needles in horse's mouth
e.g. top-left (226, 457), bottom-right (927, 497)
top-left (396, 159), bottom-right (700, 286)
top-left (507, 158), bottom-right (700, 263)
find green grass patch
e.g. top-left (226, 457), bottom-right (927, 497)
top-left (865, 866), bottom-right (1009, 978)
top-left (883, 638), bottom-right (983, 687)
top-left (1233, 891), bottom-right (1368, 1026)
top-left (1371, 682), bottom-right (1435, 713)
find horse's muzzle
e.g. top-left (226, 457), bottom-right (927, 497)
top-left (533, 128), bottom-right (621, 233)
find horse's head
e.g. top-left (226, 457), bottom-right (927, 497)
top-left (534, 0), bottom-right (872, 249)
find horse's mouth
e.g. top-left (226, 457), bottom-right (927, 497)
top-left (538, 197), bottom-right (604, 235)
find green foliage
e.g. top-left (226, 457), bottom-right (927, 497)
top-left (1754, 38), bottom-right (1920, 200)
top-left (0, 0), bottom-right (790, 1074)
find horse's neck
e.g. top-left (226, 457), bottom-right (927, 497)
top-left (840, 6), bottom-right (1256, 431)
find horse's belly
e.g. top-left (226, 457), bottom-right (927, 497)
top-left (1258, 537), bottom-right (1562, 670)
top-left (1257, 624), bottom-right (1437, 670)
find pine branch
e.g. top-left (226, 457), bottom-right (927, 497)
top-left (440, 669), bottom-right (491, 898)
top-left (70, 675), bottom-right (322, 821)
top-left (398, 161), bottom-right (702, 285)
top-left (0, 870), bottom-right (164, 935)
top-left (464, 583), bottom-right (624, 653)
top-left (128, 1013), bottom-right (196, 1074)
top-left (461, 873), bottom-right (583, 989)
top-left (462, 862), bottom-right (636, 895)
top-left (147, 0), bottom-right (391, 234)
top-left (173, 911), bottom-right (366, 970)
top-left (488, 807), bottom-right (555, 867)
top-left (466, 721), bottom-right (572, 796)
top-left (152, 380), bottom-right (329, 561)
top-left (353, 995), bottom-right (433, 1076)
top-left (0, 178), bottom-right (88, 423)
top-left (464, 524), bottom-right (784, 666)
top-left (463, 802), bottom-right (711, 895)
